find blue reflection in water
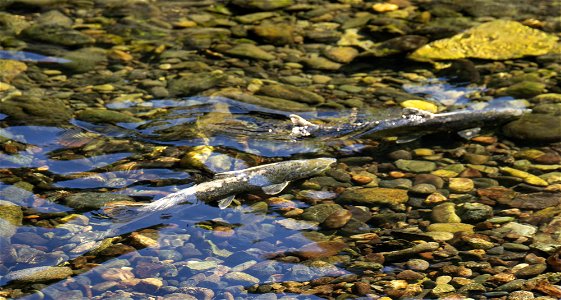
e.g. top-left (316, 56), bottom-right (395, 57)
top-left (0, 50), bottom-right (70, 63)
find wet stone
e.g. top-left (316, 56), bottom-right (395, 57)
top-left (167, 72), bottom-right (225, 97)
top-left (225, 43), bottom-right (275, 61)
top-left (300, 203), bottom-right (343, 223)
top-left (22, 24), bottom-right (94, 46)
top-left (395, 159), bottom-right (437, 173)
top-left (457, 203), bottom-right (493, 223)
top-left (4, 266), bottom-right (73, 283)
top-left (504, 114), bottom-right (561, 142)
top-left (64, 192), bottom-right (135, 210)
top-left (432, 202), bottom-right (461, 223)
top-left (337, 187), bottom-right (409, 206)
top-left (514, 263), bottom-right (547, 278)
top-left (427, 223), bottom-right (474, 233)
top-left (409, 183), bottom-right (437, 194)
top-left (322, 209), bottom-right (352, 229)
top-left (223, 271), bottom-right (260, 285)
top-left (76, 109), bottom-right (142, 124)
top-left (448, 178), bottom-right (474, 193)
top-left (257, 84), bottom-right (325, 105)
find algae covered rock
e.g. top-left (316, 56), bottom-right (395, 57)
top-left (503, 114), bottom-right (561, 142)
top-left (410, 20), bottom-right (559, 61)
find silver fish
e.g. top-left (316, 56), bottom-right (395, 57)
top-left (3, 158), bottom-right (335, 284)
top-left (290, 107), bottom-right (530, 143)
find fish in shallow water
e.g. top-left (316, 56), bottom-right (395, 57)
top-left (290, 107), bottom-right (530, 143)
top-left (3, 158), bottom-right (336, 284)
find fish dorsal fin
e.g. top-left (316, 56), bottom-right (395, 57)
top-left (262, 181), bottom-right (290, 195)
top-left (402, 107), bottom-right (435, 118)
top-left (457, 127), bottom-right (481, 139)
top-left (218, 195), bottom-right (236, 209)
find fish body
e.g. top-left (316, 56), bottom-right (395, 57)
top-left (290, 107), bottom-right (530, 142)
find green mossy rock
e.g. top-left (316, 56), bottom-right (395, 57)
top-left (410, 20), bottom-right (558, 61)
top-left (76, 109), bottom-right (142, 124)
top-left (0, 96), bottom-right (72, 125)
top-left (503, 114), bottom-right (561, 142)
top-left (232, 0), bottom-right (293, 11)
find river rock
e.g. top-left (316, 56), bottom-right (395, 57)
top-left (503, 114), bottom-right (561, 142)
top-left (0, 201), bottom-right (22, 240)
top-left (322, 209), bottom-right (353, 229)
top-left (337, 187), bottom-right (408, 206)
top-left (300, 203), bottom-right (343, 223)
top-left (427, 223), bottom-right (474, 233)
top-left (0, 95), bottom-right (73, 125)
top-left (4, 266), bottom-right (73, 283)
top-left (76, 108), bottom-right (142, 124)
top-left (168, 72), bottom-right (225, 97)
top-left (257, 84), bottom-right (325, 104)
top-left (410, 20), bottom-right (559, 61)
top-left (432, 202), bottom-right (461, 223)
top-left (22, 24), bottom-right (94, 46)
top-left (64, 192), bottom-right (135, 210)
top-left (225, 43), bottom-right (275, 61)
top-left (0, 59), bottom-right (27, 82)
top-left (395, 159), bottom-right (437, 173)
top-left (61, 47), bottom-right (107, 73)
top-left (223, 271), bottom-right (260, 285)
top-left (294, 240), bottom-right (347, 259)
top-left (232, 0), bottom-right (293, 11)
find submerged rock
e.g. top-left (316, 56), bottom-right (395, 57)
top-left (64, 192), bottom-right (135, 210)
top-left (4, 266), bottom-right (73, 283)
top-left (503, 114), bottom-right (561, 142)
top-left (410, 20), bottom-right (559, 61)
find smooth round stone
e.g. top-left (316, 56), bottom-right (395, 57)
top-left (395, 159), bottom-right (437, 173)
top-left (424, 231), bottom-right (455, 241)
top-left (507, 291), bottom-right (535, 300)
top-left (337, 187), bottom-right (409, 206)
top-left (4, 266), bottom-right (73, 283)
top-left (379, 178), bottom-right (412, 189)
top-left (427, 223), bottom-right (474, 233)
top-left (456, 203), bottom-right (493, 223)
top-left (409, 183), bottom-right (437, 194)
top-left (322, 209), bottom-right (352, 229)
top-left (389, 150), bottom-right (412, 160)
top-left (504, 114), bottom-right (561, 142)
top-left (503, 243), bottom-right (530, 251)
top-left (432, 202), bottom-right (461, 223)
top-left (223, 272), bottom-right (259, 285)
top-left (448, 178), bottom-right (474, 193)
top-left (406, 259), bottom-right (430, 271)
top-left (514, 263), bottom-right (547, 278)
top-left (300, 203), bottom-right (343, 223)
top-left (415, 174), bottom-right (445, 189)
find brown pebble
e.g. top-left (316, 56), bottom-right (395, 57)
top-left (352, 282), bottom-right (372, 295)
top-left (294, 240), bottom-right (347, 259)
top-left (458, 168), bottom-right (482, 178)
top-left (352, 174), bottom-right (374, 185)
top-left (213, 226), bottom-right (235, 238)
top-left (535, 152), bottom-right (561, 164)
top-left (322, 209), bottom-right (352, 229)
top-left (471, 136), bottom-right (497, 144)
top-left (397, 270), bottom-right (424, 281)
